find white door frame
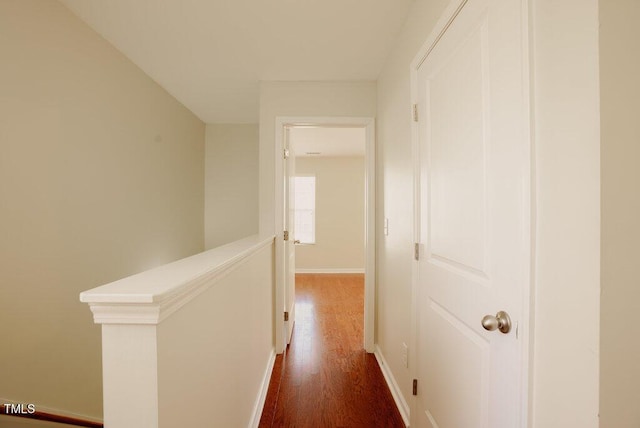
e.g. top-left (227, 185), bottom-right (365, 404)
top-left (274, 116), bottom-right (376, 354)
top-left (409, 0), bottom-right (533, 425)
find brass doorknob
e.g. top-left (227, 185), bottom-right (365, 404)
top-left (481, 311), bottom-right (511, 334)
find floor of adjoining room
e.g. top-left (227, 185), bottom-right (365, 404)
top-left (259, 273), bottom-right (405, 428)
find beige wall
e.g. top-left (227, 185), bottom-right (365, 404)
top-left (377, 0), bottom-right (601, 424)
top-left (295, 157), bottom-right (365, 272)
top-left (531, 0), bottom-right (600, 426)
top-left (0, 0), bottom-right (204, 419)
top-left (599, 1), bottom-right (640, 426)
top-left (205, 124), bottom-right (259, 249)
top-left (258, 81), bottom-right (377, 239)
top-left (376, 0), bottom-right (449, 407)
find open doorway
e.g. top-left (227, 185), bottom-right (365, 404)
top-left (273, 117), bottom-right (375, 354)
top-left (286, 126), bottom-right (366, 348)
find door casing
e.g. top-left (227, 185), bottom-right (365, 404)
top-left (274, 116), bottom-right (376, 354)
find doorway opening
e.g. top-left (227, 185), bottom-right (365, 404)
top-left (274, 117), bottom-right (375, 354)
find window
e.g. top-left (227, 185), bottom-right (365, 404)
top-left (294, 176), bottom-right (315, 244)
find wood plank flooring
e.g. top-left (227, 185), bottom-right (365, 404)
top-left (259, 274), bottom-right (405, 428)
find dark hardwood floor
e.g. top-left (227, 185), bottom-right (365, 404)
top-left (259, 274), bottom-right (405, 428)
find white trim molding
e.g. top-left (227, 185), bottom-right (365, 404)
top-left (249, 350), bottom-right (277, 428)
top-left (374, 346), bottom-right (410, 427)
top-left (81, 235), bottom-right (274, 325)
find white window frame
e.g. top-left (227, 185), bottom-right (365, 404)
top-left (294, 174), bottom-right (316, 244)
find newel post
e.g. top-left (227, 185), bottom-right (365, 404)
top-left (81, 301), bottom-right (163, 428)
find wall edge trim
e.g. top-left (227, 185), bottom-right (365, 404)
top-left (374, 346), bottom-right (410, 427)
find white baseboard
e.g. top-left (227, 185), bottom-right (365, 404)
top-left (249, 349), bottom-right (276, 428)
top-left (374, 346), bottom-right (410, 427)
top-left (295, 268), bottom-right (365, 274)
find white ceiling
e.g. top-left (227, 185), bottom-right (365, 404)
top-left (290, 127), bottom-right (365, 157)
top-left (60, 0), bottom-right (412, 124)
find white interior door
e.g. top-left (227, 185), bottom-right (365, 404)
top-left (284, 128), bottom-right (296, 345)
top-left (413, 0), bottom-right (530, 427)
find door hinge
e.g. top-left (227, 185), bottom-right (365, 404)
top-left (284, 311), bottom-right (289, 322)
top-left (284, 149), bottom-right (290, 159)
top-left (414, 243), bottom-right (420, 261)
top-left (412, 103), bottom-right (419, 122)
top-left (413, 379), bottom-right (418, 396)
top-left (284, 230), bottom-right (289, 241)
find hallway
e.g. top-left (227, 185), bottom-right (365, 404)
top-left (259, 274), bottom-right (404, 427)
